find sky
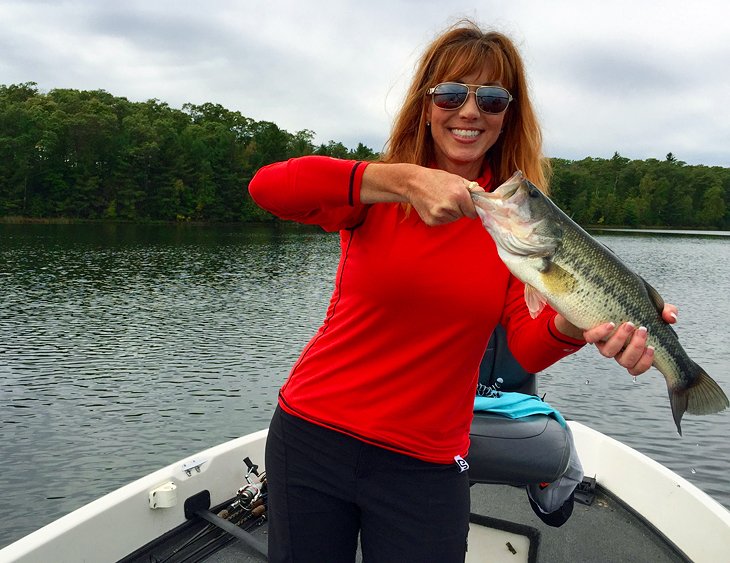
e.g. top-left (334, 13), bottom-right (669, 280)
top-left (1, 0), bottom-right (729, 167)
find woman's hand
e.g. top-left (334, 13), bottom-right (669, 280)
top-left (404, 167), bottom-right (484, 226)
top-left (360, 163), bottom-right (483, 226)
top-left (582, 304), bottom-right (679, 376)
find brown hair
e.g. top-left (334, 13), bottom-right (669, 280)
top-left (381, 19), bottom-right (551, 192)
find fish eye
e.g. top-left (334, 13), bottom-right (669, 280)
top-left (528, 185), bottom-right (541, 198)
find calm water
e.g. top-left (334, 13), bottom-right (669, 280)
top-left (1, 223), bottom-right (729, 548)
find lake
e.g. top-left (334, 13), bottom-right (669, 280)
top-left (1, 223), bottom-right (728, 548)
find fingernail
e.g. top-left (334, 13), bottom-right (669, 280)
top-left (608, 322), bottom-right (616, 329)
top-left (638, 326), bottom-right (648, 334)
top-left (625, 321), bottom-right (635, 330)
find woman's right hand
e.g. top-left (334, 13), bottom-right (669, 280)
top-left (406, 167), bottom-right (486, 226)
top-left (361, 163), bottom-right (484, 226)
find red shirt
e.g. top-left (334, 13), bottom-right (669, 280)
top-left (249, 156), bottom-right (584, 464)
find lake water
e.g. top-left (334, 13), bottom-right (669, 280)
top-left (1, 223), bottom-right (729, 548)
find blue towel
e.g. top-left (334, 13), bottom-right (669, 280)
top-left (474, 392), bottom-right (567, 427)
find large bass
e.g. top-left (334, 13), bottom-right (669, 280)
top-left (471, 171), bottom-right (728, 434)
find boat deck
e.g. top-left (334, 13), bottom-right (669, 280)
top-left (133, 482), bottom-right (687, 562)
top-left (469, 483), bottom-right (686, 562)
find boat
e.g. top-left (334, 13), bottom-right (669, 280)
top-left (2, 328), bottom-right (729, 562)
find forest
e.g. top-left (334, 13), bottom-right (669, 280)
top-left (1, 83), bottom-right (728, 229)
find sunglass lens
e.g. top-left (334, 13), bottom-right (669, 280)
top-left (476, 88), bottom-right (510, 113)
top-left (432, 84), bottom-right (468, 110)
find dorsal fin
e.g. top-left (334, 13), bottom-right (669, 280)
top-left (641, 276), bottom-right (665, 316)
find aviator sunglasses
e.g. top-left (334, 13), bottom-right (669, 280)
top-left (427, 82), bottom-right (513, 114)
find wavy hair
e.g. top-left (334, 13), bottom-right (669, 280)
top-left (381, 20), bottom-right (551, 192)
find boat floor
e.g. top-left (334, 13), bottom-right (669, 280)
top-left (469, 484), bottom-right (686, 562)
top-left (137, 483), bottom-right (687, 562)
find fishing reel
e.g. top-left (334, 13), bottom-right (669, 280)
top-left (234, 457), bottom-right (266, 511)
top-left (217, 457), bottom-right (267, 526)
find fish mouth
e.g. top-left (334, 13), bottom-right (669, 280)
top-left (492, 170), bottom-right (525, 198)
top-left (472, 171), bottom-right (558, 257)
top-left (471, 171), bottom-right (532, 226)
top-left (471, 170), bottom-right (525, 206)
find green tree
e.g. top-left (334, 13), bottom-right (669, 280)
top-left (316, 140), bottom-right (350, 158)
top-left (696, 183), bottom-right (726, 228)
top-left (350, 142), bottom-right (379, 161)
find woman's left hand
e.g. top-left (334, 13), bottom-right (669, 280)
top-left (582, 304), bottom-right (679, 376)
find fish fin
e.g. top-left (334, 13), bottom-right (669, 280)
top-left (685, 364), bottom-right (730, 415)
top-left (602, 245), bottom-right (666, 317)
top-left (601, 242), bottom-right (616, 254)
top-left (668, 389), bottom-right (687, 435)
top-left (667, 361), bottom-right (729, 434)
top-left (643, 277), bottom-right (680, 337)
top-left (641, 277), bottom-right (665, 316)
top-left (524, 284), bottom-right (548, 319)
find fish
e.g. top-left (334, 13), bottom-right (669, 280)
top-left (471, 171), bottom-right (728, 434)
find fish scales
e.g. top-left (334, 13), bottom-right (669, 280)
top-left (551, 226), bottom-right (657, 330)
top-left (554, 228), bottom-right (690, 389)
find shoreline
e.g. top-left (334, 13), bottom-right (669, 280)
top-left (591, 227), bottom-right (730, 237)
top-left (0, 216), bottom-right (273, 227)
top-left (2, 216), bottom-right (728, 233)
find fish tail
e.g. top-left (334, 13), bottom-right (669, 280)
top-left (668, 360), bottom-right (729, 435)
top-left (668, 390), bottom-right (687, 436)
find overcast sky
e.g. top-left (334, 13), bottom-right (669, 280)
top-left (1, 0), bottom-right (728, 167)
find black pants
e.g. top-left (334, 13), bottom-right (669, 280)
top-left (265, 407), bottom-right (470, 563)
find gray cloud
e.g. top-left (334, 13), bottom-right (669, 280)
top-left (0, 0), bottom-right (728, 166)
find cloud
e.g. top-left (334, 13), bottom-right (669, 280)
top-left (0, 0), bottom-right (728, 166)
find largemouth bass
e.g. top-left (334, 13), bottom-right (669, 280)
top-left (472, 171), bottom-right (728, 434)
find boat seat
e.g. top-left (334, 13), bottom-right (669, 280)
top-left (468, 325), bottom-right (571, 486)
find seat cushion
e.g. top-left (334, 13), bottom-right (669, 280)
top-left (468, 412), bottom-right (571, 485)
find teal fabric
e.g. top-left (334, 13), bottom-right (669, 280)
top-left (473, 392), bottom-right (567, 427)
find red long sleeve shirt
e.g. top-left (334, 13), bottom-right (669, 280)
top-left (249, 156), bottom-right (584, 464)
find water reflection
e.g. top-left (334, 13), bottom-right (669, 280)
top-left (0, 223), bottom-right (339, 546)
top-left (0, 225), bottom-right (728, 548)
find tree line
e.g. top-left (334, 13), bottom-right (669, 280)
top-left (0, 83), bottom-right (377, 222)
top-left (1, 83), bottom-right (728, 229)
top-left (551, 153), bottom-right (728, 229)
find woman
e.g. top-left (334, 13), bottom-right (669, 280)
top-left (249, 20), bottom-right (676, 563)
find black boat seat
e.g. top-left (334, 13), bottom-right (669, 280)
top-left (468, 325), bottom-right (571, 485)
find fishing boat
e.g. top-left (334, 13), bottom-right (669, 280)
top-left (2, 328), bottom-right (729, 562)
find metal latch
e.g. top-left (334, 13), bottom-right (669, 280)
top-left (182, 458), bottom-right (207, 476)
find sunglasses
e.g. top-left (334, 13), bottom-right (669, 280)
top-left (427, 82), bottom-right (513, 114)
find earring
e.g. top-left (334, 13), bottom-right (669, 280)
top-left (426, 121), bottom-right (431, 127)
